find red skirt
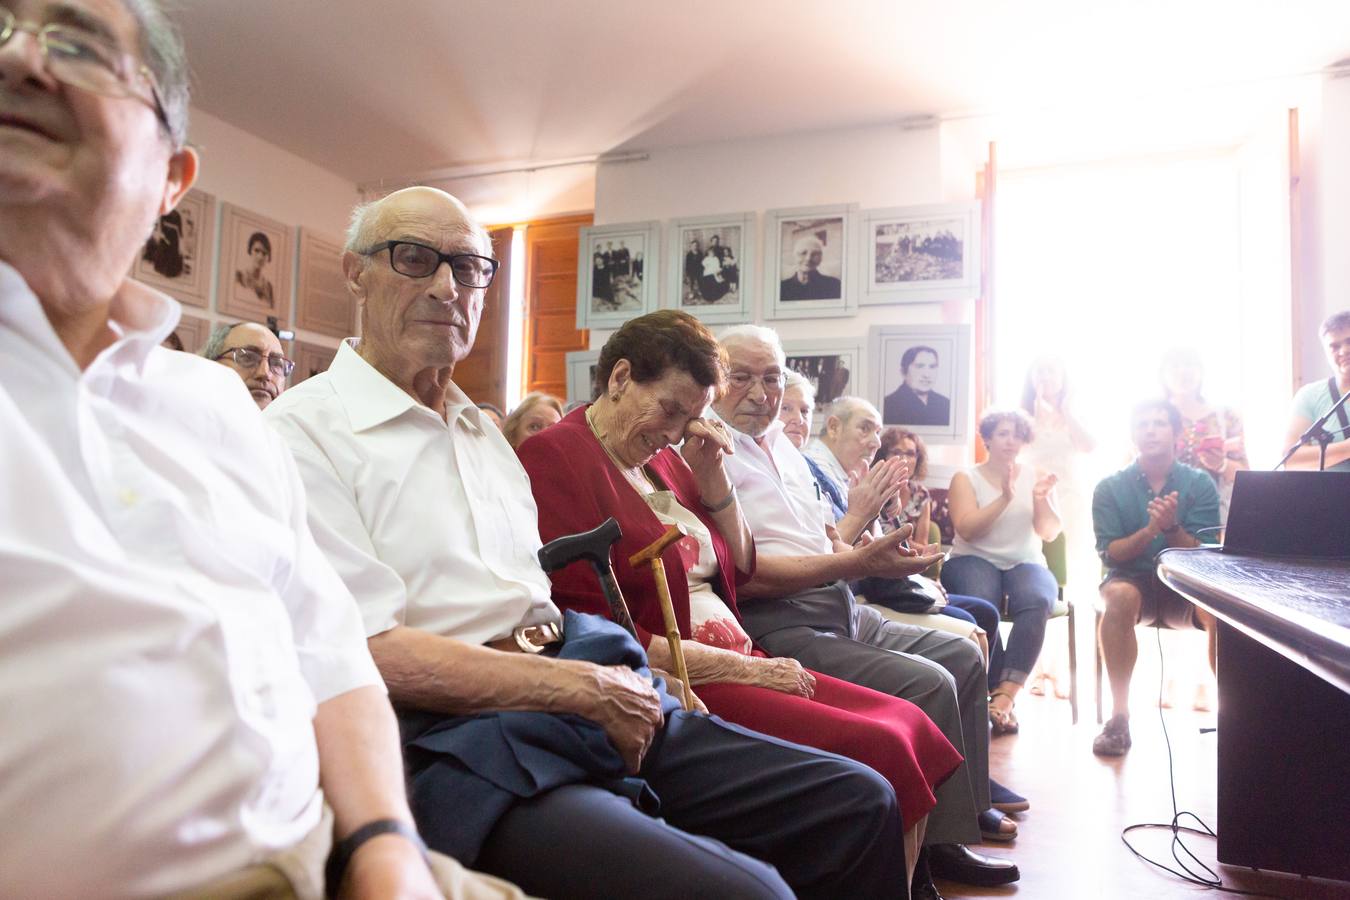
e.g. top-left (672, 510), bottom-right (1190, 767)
top-left (696, 668), bottom-right (962, 828)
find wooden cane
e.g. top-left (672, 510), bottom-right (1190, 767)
top-left (629, 525), bottom-right (695, 711)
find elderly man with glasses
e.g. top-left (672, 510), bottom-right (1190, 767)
top-left (265, 185), bottom-right (909, 900)
top-left (202, 320), bottom-right (295, 409)
top-left (0, 2), bottom-right (527, 897)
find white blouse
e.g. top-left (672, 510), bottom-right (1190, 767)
top-left (949, 464), bottom-right (1048, 570)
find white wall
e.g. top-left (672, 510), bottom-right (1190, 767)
top-left (182, 107), bottom-right (359, 349)
top-left (190, 108), bottom-right (358, 238)
top-left (420, 165), bottom-right (597, 228)
top-left (1310, 73), bottom-right (1350, 377)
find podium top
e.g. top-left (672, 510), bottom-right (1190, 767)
top-left (1223, 470), bottom-right (1350, 559)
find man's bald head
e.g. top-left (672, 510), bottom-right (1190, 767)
top-left (344, 187), bottom-right (489, 262)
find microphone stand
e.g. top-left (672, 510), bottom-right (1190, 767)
top-left (1275, 387), bottom-right (1350, 470)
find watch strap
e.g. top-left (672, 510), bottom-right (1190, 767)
top-left (325, 818), bottom-right (428, 897)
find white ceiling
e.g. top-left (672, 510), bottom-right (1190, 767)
top-left (175, 0), bottom-right (1350, 185)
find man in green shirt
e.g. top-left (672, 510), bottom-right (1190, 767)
top-left (1091, 400), bottom-right (1221, 756)
top-left (1283, 310), bottom-right (1350, 472)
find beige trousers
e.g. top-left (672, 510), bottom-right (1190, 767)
top-left (166, 807), bottom-right (528, 900)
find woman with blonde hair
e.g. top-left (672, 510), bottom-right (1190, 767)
top-left (500, 392), bottom-right (564, 448)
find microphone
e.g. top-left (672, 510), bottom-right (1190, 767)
top-left (1274, 387), bottom-right (1350, 470)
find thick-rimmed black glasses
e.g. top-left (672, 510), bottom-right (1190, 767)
top-left (361, 240), bottom-right (499, 288)
top-left (216, 347), bottom-right (295, 378)
top-left (0, 5), bottom-right (170, 132)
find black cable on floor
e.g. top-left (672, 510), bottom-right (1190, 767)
top-left (1116, 622), bottom-right (1285, 898)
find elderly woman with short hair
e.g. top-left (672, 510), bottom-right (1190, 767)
top-left (518, 310), bottom-right (962, 879)
top-left (942, 408), bottom-right (1062, 734)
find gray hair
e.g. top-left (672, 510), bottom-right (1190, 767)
top-left (199, 322), bottom-right (241, 361)
top-left (792, 235), bottom-right (824, 256)
top-left (827, 395), bottom-right (879, 429)
top-left (783, 369), bottom-right (816, 405)
top-left (718, 324), bottom-right (786, 366)
top-left (124, 0), bottom-right (190, 148)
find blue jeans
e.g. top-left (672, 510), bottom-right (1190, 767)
top-left (941, 555), bottom-right (1057, 689)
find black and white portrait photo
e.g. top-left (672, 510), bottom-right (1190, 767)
top-left (576, 222), bottom-right (660, 330)
top-left (778, 216), bottom-right (844, 302)
top-left (680, 225), bottom-right (741, 308)
top-left (131, 188), bottom-right (215, 307)
top-left (217, 202), bottom-right (292, 324)
top-left (874, 218), bottom-right (964, 284)
top-left (860, 203), bottom-right (980, 305)
top-left (870, 324), bottom-right (971, 444)
top-left (786, 353), bottom-right (853, 422)
top-left (590, 233), bottom-right (645, 313)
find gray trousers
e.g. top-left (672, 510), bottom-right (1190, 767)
top-left (740, 581), bottom-right (988, 847)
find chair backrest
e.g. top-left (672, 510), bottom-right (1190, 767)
top-left (1042, 532), bottom-right (1067, 587)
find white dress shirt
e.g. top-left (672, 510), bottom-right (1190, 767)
top-left (803, 438), bottom-right (850, 499)
top-left (0, 264), bottom-right (380, 898)
top-left (264, 341), bottom-right (559, 644)
top-left (719, 419), bottom-right (834, 557)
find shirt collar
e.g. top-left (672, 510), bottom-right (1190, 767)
top-left (803, 437), bottom-right (848, 486)
top-left (0, 263), bottom-right (178, 376)
top-left (328, 339), bottom-right (485, 434)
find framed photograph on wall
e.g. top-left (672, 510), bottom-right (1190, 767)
top-left (131, 187), bottom-right (216, 308)
top-left (665, 212), bottom-right (754, 325)
top-left (859, 203), bottom-right (980, 305)
top-left (763, 204), bottom-right (857, 320)
top-left (171, 311), bottom-right (210, 353)
top-left (292, 340), bottom-right (338, 386)
top-left (576, 221), bottom-right (660, 330)
top-left (868, 324), bottom-right (971, 445)
top-left (295, 229), bottom-right (354, 338)
top-left (565, 350), bottom-right (602, 404)
top-left (217, 202), bottom-right (293, 325)
top-left (782, 337), bottom-right (865, 434)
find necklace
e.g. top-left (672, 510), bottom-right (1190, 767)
top-left (586, 405), bottom-right (656, 494)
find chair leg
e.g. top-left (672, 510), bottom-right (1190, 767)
top-left (1094, 608), bottom-right (1104, 724)
top-left (1066, 595), bottom-right (1079, 725)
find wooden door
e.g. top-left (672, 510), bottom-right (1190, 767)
top-left (524, 214), bottom-right (592, 399)
top-left (454, 226), bottom-right (513, 409)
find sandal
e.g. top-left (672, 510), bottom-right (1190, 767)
top-left (978, 808), bottom-right (1018, 843)
top-left (989, 690), bottom-right (1019, 735)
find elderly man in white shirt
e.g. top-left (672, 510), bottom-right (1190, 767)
top-left (713, 326), bottom-right (1021, 896)
top-left (265, 186), bottom-right (910, 900)
top-left (0, 2), bottom-right (518, 898)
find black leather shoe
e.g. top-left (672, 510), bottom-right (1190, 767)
top-left (927, 842), bottom-right (1020, 886)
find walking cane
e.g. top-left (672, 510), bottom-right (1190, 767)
top-left (536, 517), bottom-right (640, 642)
top-left (629, 525), bottom-right (695, 711)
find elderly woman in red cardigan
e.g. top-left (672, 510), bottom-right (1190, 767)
top-left (517, 310), bottom-right (962, 881)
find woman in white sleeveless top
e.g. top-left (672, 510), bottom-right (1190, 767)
top-left (941, 409), bottom-right (1062, 734)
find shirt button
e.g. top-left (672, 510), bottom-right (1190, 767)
top-left (118, 488), bottom-right (140, 507)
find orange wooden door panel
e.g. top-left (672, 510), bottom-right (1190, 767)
top-left (523, 214), bottom-right (591, 399)
top-left (454, 226), bottom-right (513, 409)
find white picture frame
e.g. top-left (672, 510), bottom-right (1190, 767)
top-left (868, 324), bottom-right (971, 445)
top-left (576, 221), bottom-right (660, 330)
top-left (764, 203), bottom-right (858, 320)
top-left (664, 212), bottom-right (755, 325)
top-left (782, 337), bottom-right (866, 435)
top-left (858, 202), bottom-right (981, 305)
top-left (565, 349), bottom-right (603, 404)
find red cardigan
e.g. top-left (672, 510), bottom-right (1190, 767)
top-left (516, 406), bottom-right (754, 648)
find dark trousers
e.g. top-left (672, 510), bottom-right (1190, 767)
top-left (471, 710), bottom-right (905, 900)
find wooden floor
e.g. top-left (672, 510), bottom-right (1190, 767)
top-left (935, 628), bottom-right (1350, 900)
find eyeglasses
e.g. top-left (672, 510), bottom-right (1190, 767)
top-left (727, 371), bottom-right (784, 392)
top-left (0, 5), bottom-right (170, 133)
top-left (361, 240), bottom-right (499, 288)
top-left (216, 347), bottom-right (295, 378)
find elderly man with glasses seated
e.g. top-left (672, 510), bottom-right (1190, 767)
top-left (266, 185), bottom-right (909, 900)
top-left (0, 1), bottom-right (528, 897)
top-left (202, 320), bottom-right (295, 409)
